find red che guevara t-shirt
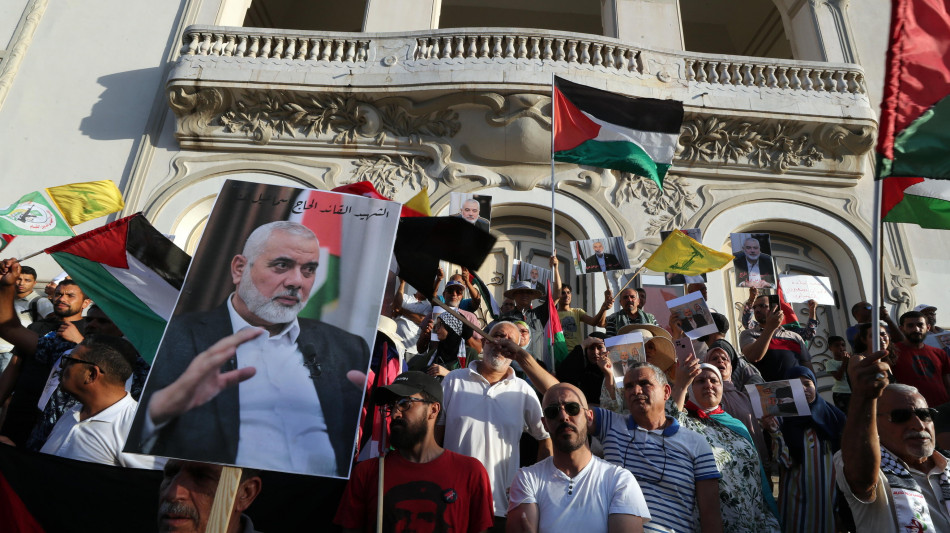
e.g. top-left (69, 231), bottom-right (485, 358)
top-left (334, 449), bottom-right (494, 533)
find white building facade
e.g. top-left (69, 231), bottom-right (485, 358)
top-left (1, 0), bottom-right (945, 373)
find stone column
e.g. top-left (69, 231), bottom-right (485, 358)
top-left (772, 0), bottom-right (856, 62)
top-left (363, 0), bottom-right (441, 31)
top-left (602, 0), bottom-right (683, 50)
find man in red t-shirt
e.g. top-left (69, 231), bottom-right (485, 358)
top-left (335, 371), bottom-right (493, 533)
top-left (893, 311), bottom-right (950, 406)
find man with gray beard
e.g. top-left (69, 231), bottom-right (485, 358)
top-left (836, 351), bottom-right (950, 531)
top-left (128, 221), bottom-right (368, 477)
top-left (437, 321), bottom-right (552, 531)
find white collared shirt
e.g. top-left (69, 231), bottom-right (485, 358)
top-left (41, 392), bottom-right (160, 469)
top-left (439, 362), bottom-right (550, 516)
top-left (226, 297), bottom-right (336, 474)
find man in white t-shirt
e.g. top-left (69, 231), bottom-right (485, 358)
top-left (39, 337), bottom-right (158, 469)
top-left (438, 321), bottom-right (552, 530)
top-left (507, 382), bottom-right (649, 533)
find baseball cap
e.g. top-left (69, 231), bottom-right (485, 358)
top-left (444, 280), bottom-right (465, 290)
top-left (914, 304), bottom-right (937, 312)
top-left (372, 371), bottom-right (443, 405)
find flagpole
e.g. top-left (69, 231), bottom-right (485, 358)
top-left (871, 179), bottom-right (882, 353)
top-left (16, 250), bottom-right (44, 262)
top-left (550, 73), bottom-right (557, 256)
top-left (618, 267), bottom-right (647, 292)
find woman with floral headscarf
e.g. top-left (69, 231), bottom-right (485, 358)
top-left (670, 353), bottom-right (780, 532)
top-left (763, 366), bottom-right (846, 533)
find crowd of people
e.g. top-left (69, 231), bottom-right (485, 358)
top-left (1, 246), bottom-right (950, 533)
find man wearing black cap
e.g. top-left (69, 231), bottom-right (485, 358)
top-left (335, 371), bottom-right (494, 533)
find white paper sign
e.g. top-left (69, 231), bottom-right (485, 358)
top-left (778, 275), bottom-right (835, 305)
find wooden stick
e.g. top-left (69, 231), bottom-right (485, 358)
top-left (207, 466), bottom-right (242, 532)
top-left (430, 299), bottom-right (491, 339)
top-left (376, 441), bottom-right (386, 533)
top-left (618, 267), bottom-right (647, 292)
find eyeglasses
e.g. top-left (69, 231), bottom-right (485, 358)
top-left (444, 287), bottom-right (464, 294)
top-left (878, 408), bottom-right (938, 423)
top-left (59, 355), bottom-right (103, 373)
top-left (382, 397), bottom-right (430, 415)
top-left (543, 402), bottom-right (583, 419)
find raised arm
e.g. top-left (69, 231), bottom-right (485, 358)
top-left (460, 267), bottom-right (481, 308)
top-left (840, 349), bottom-right (891, 501)
top-left (741, 305), bottom-right (782, 363)
top-left (492, 336), bottom-right (559, 395)
top-left (583, 290), bottom-right (615, 328)
top-left (0, 260), bottom-right (38, 357)
top-left (670, 353), bottom-right (700, 412)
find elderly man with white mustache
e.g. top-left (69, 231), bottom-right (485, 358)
top-left (837, 350), bottom-right (950, 532)
top-left (437, 321), bottom-right (553, 531)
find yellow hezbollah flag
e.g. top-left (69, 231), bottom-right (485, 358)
top-left (643, 229), bottom-right (732, 276)
top-left (46, 180), bottom-right (124, 226)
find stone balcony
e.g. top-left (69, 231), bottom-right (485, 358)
top-left (167, 25), bottom-right (877, 186)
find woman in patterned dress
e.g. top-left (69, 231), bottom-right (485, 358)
top-left (670, 354), bottom-right (780, 533)
top-left (763, 366), bottom-right (846, 533)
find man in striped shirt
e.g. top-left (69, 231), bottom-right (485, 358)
top-left (593, 361), bottom-right (723, 533)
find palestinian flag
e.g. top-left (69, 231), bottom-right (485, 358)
top-left (546, 280), bottom-right (569, 367)
top-left (332, 181), bottom-right (429, 217)
top-left (553, 76), bottom-right (684, 189)
top-left (877, 0), bottom-right (950, 228)
top-left (470, 271), bottom-right (500, 320)
top-left (45, 214), bottom-right (190, 363)
top-left (0, 234), bottom-right (15, 253)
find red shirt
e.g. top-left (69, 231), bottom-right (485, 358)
top-left (893, 342), bottom-right (950, 406)
top-left (334, 449), bottom-right (494, 533)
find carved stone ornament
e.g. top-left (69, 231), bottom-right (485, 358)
top-left (677, 115), bottom-right (873, 174)
top-left (169, 87), bottom-right (461, 146)
top-left (349, 154), bottom-right (433, 198)
top-left (613, 174), bottom-right (700, 236)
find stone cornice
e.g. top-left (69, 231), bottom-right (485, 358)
top-left (167, 86), bottom-right (875, 184)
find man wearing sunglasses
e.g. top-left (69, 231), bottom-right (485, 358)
top-left (335, 371), bottom-right (493, 533)
top-left (36, 336), bottom-right (158, 468)
top-left (837, 351), bottom-right (950, 532)
top-left (507, 382), bottom-right (650, 533)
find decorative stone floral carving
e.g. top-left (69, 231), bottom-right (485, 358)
top-left (613, 174), bottom-right (700, 236)
top-left (678, 116), bottom-right (845, 173)
top-left (171, 88), bottom-right (461, 146)
top-left (350, 155), bottom-right (433, 198)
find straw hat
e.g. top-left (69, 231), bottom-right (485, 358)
top-left (504, 280), bottom-right (543, 300)
top-left (645, 336), bottom-right (676, 373)
top-left (376, 315), bottom-right (405, 358)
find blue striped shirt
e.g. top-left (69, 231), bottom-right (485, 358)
top-left (594, 407), bottom-right (721, 533)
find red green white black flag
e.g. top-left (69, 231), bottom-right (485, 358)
top-left (877, 0), bottom-right (950, 229)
